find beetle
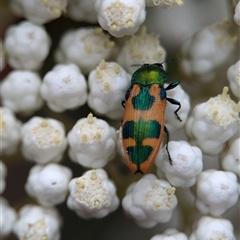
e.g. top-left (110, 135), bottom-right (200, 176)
top-left (121, 63), bottom-right (182, 174)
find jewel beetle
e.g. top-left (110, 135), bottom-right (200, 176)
top-left (121, 63), bottom-right (182, 174)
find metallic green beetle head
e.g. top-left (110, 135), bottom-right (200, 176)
top-left (131, 63), bottom-right (168, 86)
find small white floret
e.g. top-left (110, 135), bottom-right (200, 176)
top-left (1, 70), bottom-right (43, 115)
top-left (145, 0), bottom-right (183, 8)
top-left (67, 0), bottom-right (98, 23)
top-left (13, 204), bottom-right (62, 240)
top-left (55, 27), bottom-right (114, 75)
top-left (220, 138), bottom-right (240, 177)
top-left (10, 0), bottom-right (67, 25)
top-left (94, 0), bottom-right (146, 38)
top-left (0, 161), bottom-right (7, 194)
top-left (185, 87), bottom-right (240, 155)
top-left (88, 60), bottom-right (131, 119)
top-left (234, 2), bottom-right (240, 26)
top-left (117, 27), bottom-right (166, 74)
top-left (0, 107), bottom-right (21, 155)
top-left (25, 163), bottom-right (72, 207)
top-left (180, 20), bottom-right (237, 82)
top-left (155, 141), bottom-right (203, 187)
top-left (21, 117), bottom-right (67, 164)
top-left (41, 64), bottom-right (87, 112)
top-left (0, 197), bottom-right (17, 238)
top-left (189, 216), bottom-right (235, 240)
top-left (68, 113), bottom-right (117, 168)
top-left (227, 60), bottom-right (240, 98)
top-left (4, 21), bottom-right (51, 70)
top-left (164, 83), bottom-right (190, 132)
top-left (150, 228), bottom-right (187, 240)
top-left (194, 169), bottom-right (238, 216)
top-left (122, 174), bottom-right (177, 228)
top-left (67, 169), bottom-right (119, 218)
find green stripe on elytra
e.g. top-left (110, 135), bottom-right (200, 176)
top-left (132, 86), bottom-right (155, 110)
top-left (122, 118), bottom-right (161, 165)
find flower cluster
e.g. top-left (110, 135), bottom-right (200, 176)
top-left (1, 1), bottom-right (239, 240)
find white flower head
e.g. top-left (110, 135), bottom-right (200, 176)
top-left (194, 169), bottom-right (238, 216)
top-left (55, 27), bottom-right (115, 75)
top-left (155, 141), bottom-right (203, 187)
top-left (13, 204), bottom-right (62, 240)
top-left (164, 83), bottom-right (190, 132)
top-left (94, 0), bottom-right (146, 38)
top-left (41, 64), bottom-right (87, 112)
top-left (227, 60), bottom-right (240, 99)
top-left (21, 117), bottom-right (67, 164)
top-left (1, 70), bottom-right (43, 115)
top-left (185, 87), bottom-right (240, 155)
top-left (25, 163), bottom-right (73, 207)
top-left (220, 137), bottom-right (240, 177)
top-left (150, 228), bottom-right (188, 240)
top-left (10, 0), bottom-right (67, 25)
top-left (68, 113), bottom-right (117, 168)
top-left (67, 0), bottom-right (98, 23)
top-left (4, 21), bottom-right (51, 70)
top-left (0, 107), bottom-right (21, 155)
top-left (122, 174), bottom-right (177, 228)
top-left (117, 27), bottom-right (166, 74)
top-left (67, 169), bottom-right (119, 218)
top-left (189, 216), bottom-right (235, 240)
top-left (0, 161), bottom-right (7, 194)
top-left (180, 20), bottom-right (237, 82)
top-left (234, 2), bottom-right (240, 26)
top-left (0, 197), bottom-right (17, 238)
top-left (88, 60), bottom-right (131, 119)
top-left (145, 0), bottom-right (183, 9)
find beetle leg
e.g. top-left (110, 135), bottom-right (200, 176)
top-left (164, 126), bottom-right (173, 165)
top-left (166, 97), bottom-right (182, 122)
top-left (165, 81), bottom-right (180, 91)
top-left (121, 100), bottom-right (126, 108)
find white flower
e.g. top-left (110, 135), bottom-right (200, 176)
top-left (0, 197), bottom-right (17, 238)
top-left (0, 39), bottom-right (5, 71)
top-left (117, 27), bottom-right (166, 74)
top-left (67, 169), bottom-right (119, 218)
top-left (4, 21), bottom-right (51, 70)
top-left (227, 60), bottom-right (240, 99)
top-left (189, 216), bottom-right (235, 240)
top-left (68, 113), bottom-right (117, 168)
top-left (67, 0), bottom-right (98, 23)
top-left (94, 0), bottom-right (146, 38)
top-left (122, 174), bottom-right (177, 228)
top-left (150, 228), bottom-right (188, 240)
top-left (234, 1), bottom-right (240, 26)
top-left (164, 83), bottom-right (190, 132)
top-left (88, 60), bottom-right (131, 119)
top-left (1, 70), bottom-right (43, 115)
top-left (41, 64), bottom-right (87, 112)
top-left (194, 169), bottom-right (238, 216)
top-left (21, 117), bottom-right (67, 164)
top-left (0, 107), bottom-right (21, 155)
top-left (10, 0), bottom-right (67, 25)
top-left (185, 87), bottom-right (240, 155)
top-left (13, 204), bottom-right (62, 240)
top-left (145, 0), bottom-right (183, 8)
top-left (180, 20), bottom-right (236, 82)
top-left (0, 161), bottom-right (7, 194)
top-left (55, 27), bottom-right (114, 75)
top-left (25, 163), bottom-right (72, 207)
top-left (220, 138), bottom-right (240, 177)
top-left (155, 141), bottom-right (203, 187)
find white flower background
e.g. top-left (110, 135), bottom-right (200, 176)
top-left (1, 0), bottom-right (239, 240)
